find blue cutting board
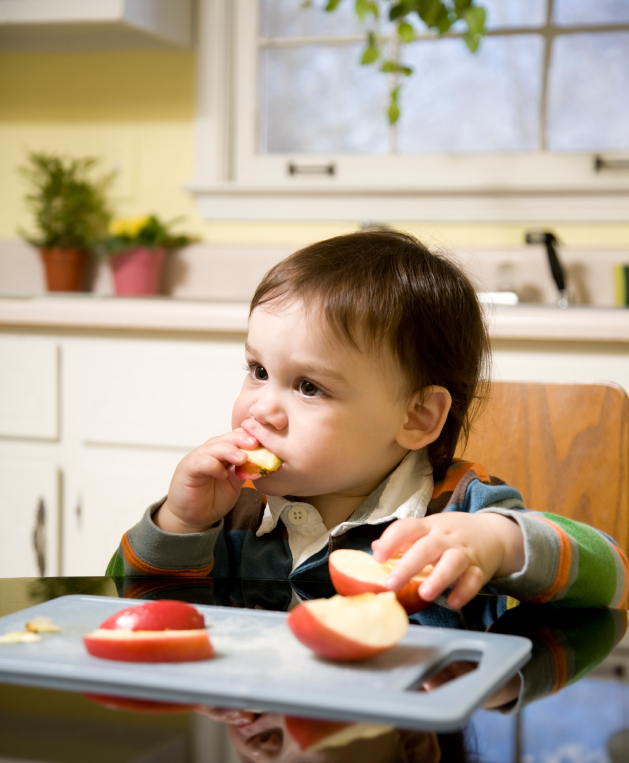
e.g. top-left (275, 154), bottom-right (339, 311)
top-left (0, 595), bottom-right (531, 731)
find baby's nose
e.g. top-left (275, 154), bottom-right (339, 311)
top-left (248, 395), bottom-right (288, 431)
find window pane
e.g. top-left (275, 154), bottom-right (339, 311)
top-left (547, 32), bottom-right (629, 151)
top-left (260, 0), bottom-right (365, 38)
top-left (553, 0), bottom-right (629, 26)
top-left (258, 44), bottom-right (389, 154)
top-left (398, 35), bottom-right (543, 154)
top-left (476, 0), bottom-right (547, 29)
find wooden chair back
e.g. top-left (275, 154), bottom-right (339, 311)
top-left (457, 381), bottom-right (629, 556)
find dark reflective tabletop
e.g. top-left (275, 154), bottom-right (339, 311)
top-left (1, 576), bottom-right (628, 763)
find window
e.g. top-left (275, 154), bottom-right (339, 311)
top-left (189, 0), bottom-right (629, 221)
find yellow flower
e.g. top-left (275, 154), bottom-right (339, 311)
top-left (109, 215), bottom-right (151, 238)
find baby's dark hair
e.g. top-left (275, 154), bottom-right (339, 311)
top-left (250, 230), bottom-right (490, 481)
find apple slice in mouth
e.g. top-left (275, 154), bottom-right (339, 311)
top-left (285, 716), bottom-right (393, 752)
top-left (83, 628), bottom-right (214, 663)
top-left (287, 592), bottom-right (407, 661)
top-left (329, 549), bottom-right (433, 615)
top-left (235, 445), bottom-right (282, 480)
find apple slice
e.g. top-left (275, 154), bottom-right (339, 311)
top-left (329, 549), bottom-right (433, 614)
top-left (235, 446), bottom-right (282, 480)
top-left (84, 599), bottom-right (212, 663)
top-left (287, 592), bottom-right (407, 661)
top-left (84, 693), bottom-right (198, 714)
top-left (83, 628), bottom-right (214, 663)
top-left (286, 716), bottom-right (392, 752)
top-left (99, 600), bottom-right (205, 632)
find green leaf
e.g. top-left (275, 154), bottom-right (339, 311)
top-left (454, 0), bottom-right (473, 14)
top-left (355, 0), bottom-right (368, 21)
top-left (389, 1), bottom-right (416, 21)
top-left (381, 61), bottom-right (413, 75)
top-left (464, 30), bottom-right (481, 52)
top-left (388, 100), bottom-right (401, 124)
top-left (325, 0), bottom-right (345, 11)
top-left (397, 21), bottom-right (415, 42)
top-left (464, 5), bottom-right (486, 35)
top-left (361, 44), bottom-right (379, 64)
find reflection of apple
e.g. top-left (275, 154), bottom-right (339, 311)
top-left (83, 628), bottom-right (214, 663)
top-left (286, 716), bottom-right (393, 752)
top-left (329, 549), bottom-right (433, 614)
top-left (84, 692), bottom-right (197, 714)
top-left (287, 592), bottom-right (407, 661)
top-left (100, 600), bottom-right (205, 631)
top-left (84, 599), bottom-right (212, 663)
top-left (235, 446), bottom-right (282, 480)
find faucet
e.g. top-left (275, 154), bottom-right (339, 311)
top-left (525, 231), bottom-right (570, 308)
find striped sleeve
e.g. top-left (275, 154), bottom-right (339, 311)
top-left (480, 507), bottom-right (629, 608)
top-left (108, 498), bottom-right (221, 578)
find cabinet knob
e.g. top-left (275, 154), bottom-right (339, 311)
top-left (32, 498), bottom-right (45, 577)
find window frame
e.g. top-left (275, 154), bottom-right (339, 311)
top-left (188, 0), bottom-right (629, 222)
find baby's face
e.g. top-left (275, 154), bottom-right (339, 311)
top-left (231, 299), bottom-right (411, 504)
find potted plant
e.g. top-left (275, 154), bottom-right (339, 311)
top-left (101, 215), bottom-right (196, 296)
top-left (18, 152), bottom-right (112, 292)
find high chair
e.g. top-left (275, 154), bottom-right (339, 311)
top-left (457, 381), bottom-right (629, 557)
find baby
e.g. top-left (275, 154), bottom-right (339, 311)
top-left (108, 230), bottom-right (627, 610)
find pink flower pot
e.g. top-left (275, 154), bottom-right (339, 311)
top-left (110, 247), bottom-right (166, 296)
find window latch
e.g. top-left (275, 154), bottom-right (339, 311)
top-left (594, 156), bottom-right (629, 172)
top-left (287, 162), bottom-right (335, 176)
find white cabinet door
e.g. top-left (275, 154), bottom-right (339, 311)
top-left (63, 449), bottom-right (184, 576)
top-left (0, 457), bottom-right (58, 577)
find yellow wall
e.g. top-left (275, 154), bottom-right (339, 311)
top-left (1, 49), bottom-right (628, 250)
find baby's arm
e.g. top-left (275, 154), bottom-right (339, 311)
top-left (372, 512), bottom-right (525, 609)
top-left (155, 429), bottom-right (259, 533)
top-left (105, 429), bottom-right (260, 577)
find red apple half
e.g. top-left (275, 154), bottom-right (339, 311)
top-left (99, 600), bottom-right (205, 632)
top-left (83, 628), bottom-right (214, 663)
top-left (286, 716), bottom-right (392, 752)
top-left (235, 446), bottom-right (282, 480)
top-left (329, 549), bottom-right (433, 614)
top-left (287, 592), bottom-right (407, 661)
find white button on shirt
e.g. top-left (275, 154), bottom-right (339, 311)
top-left (286, 506), bottom-right (308, 526)
top-left (255, 449), bottom-right (434, 573)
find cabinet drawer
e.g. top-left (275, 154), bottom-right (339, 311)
top-left (0, 336), bottom-right (58, 440)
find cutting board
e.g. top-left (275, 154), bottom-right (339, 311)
top-left (0, 595), bottom-right (531, 731)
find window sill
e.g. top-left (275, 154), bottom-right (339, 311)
top-left (187, 182), bottom-right (629, 222)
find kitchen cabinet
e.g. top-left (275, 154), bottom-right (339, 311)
top-left (0, 329), bottom-right (247, 576)
top-left (0, 0), bottom-right (193, 52)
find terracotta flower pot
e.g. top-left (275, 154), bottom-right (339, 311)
top-left (110, 246), bottom-right (166, 296)
top-left (41, 248), bottom-right (88, 292)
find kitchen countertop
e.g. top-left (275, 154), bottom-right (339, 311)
top-left (1, 293), bottom-right (629, 342)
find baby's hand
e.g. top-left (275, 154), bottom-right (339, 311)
top-left (371, 512), bottom-right (525, 609)
top-left (155, 429), bottom-right (259, 534)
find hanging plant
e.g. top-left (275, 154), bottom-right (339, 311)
top-left (304, 0), bottom-right (487, 124)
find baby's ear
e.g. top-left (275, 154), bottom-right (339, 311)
top-left (396, 386), bottom-right (452, 450)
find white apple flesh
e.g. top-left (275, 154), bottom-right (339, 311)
top-left (287, 592), bottom-right (408, 661)
top-left (235, 446), bottom-right (282, 480)
top-left (329, 549), bottom-right (433, 614)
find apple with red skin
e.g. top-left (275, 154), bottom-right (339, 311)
top-left (235, 446), bottom-right (282, 480)
top-left (83, 600), bottom-right (213, 663)
top-left (84, 692), bottom-right (198, 714)
top-left (285, 716), bottom-right (392, 752)
top-left (329, 549), bottom-right (433, 615)
top-left (287, 592), bottom-right (407, 661)
top-left (99, 600), bottom-right (205, 631)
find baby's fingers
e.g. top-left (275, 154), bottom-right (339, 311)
top-left (372, 518), bottom-right (429, 564)
top-left (446, 565), bottom-right (486, 610)
top-left (186, 443), bottom-right (249, 481)
top-left (418, 548), bottom-right (471, 603)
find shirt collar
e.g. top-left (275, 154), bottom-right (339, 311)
top-left (255, 449), bottom-right (433, 538)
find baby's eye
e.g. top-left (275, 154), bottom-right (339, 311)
top-left (298, 379), bottom-right (320, 397)
top-left (252, 365), bottom-right (268, 381)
